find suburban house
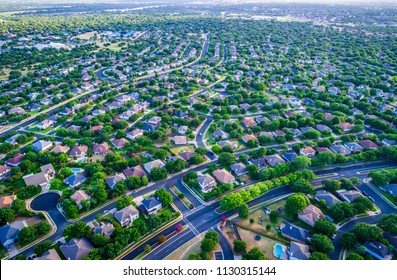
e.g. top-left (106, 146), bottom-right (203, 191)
top-left (23, 163), bottom-right (55, 187)
top-left (280, 222), bottom-right (309, 243)
top-left (106, 173), bottom-right (127, 190)
top-left (230, 163), bottom-right (248, 176)
top-left (32, 140), bottom-right (53, 152)
top-left (127, 129), bottom-right (144, 140)
top-left (298, 205), bottom-right (325, 227)
top-left (63, 173), bottom-right (87, 188)
top-left (110, 138), bottom-right (129, 149)
top-left (265, 154), bottom-right (286, 167)
top-left (60, 237), bottom-right (94, 260)
top-left (382, 139), bottom-right (397, 146)
top-left (179, 151), bottom-right (195, 162)
top-left (384, 184), bottom-right (397, 197)
top-left (300, 146), bottom-right (316, 157)
top-left (141, 195), bottom-right (162, 214)
top-left (144, 159), bottom-right (165, 173)
top-left (289, 98), bottom-right (302, 107)
top-left (344, 142), bottom-right (364, 153)
top-left (173, 135), bottom-right (187, 145)
top-left (248, 158), bottom-right (267, 168)
top-left (336, 189), bottom-right (363, 203)
top-left (338, 122), bottom-right (354, 133)
top-left (288, 242), bottom-right (311, 260)
top-left (71, 190), bottom-right (91, 209)
top-left (241, 118), bottom-right (257, 128)
top-left (0, 220), bottom-right (28, 246)
top-left (315, 124), bottom-right (332, 132)
top-left (213, 130), bottom-right (229, 139)
top-left (93, 222), bottom-right (115, 238)
top-left (8, 106), bottom-right (26, 115)
top-left (197, 173), bottom-right (217, 193)
top-left (50, 145), bottom-right (70, 154)
top-left (114, 205), bottom-right (139, 227)
top-left (36, 249), bottom-right (61, 260)
top-left (93, 142), bottom-right (110, 155)
top-left (5, 153), bottom-right (24, 167)
top-left (5, 135), bottom-right (19, 145)
top-left (123, 165), bottom-right (148, 178)
top-left (358, 140), bottom-right (379, 150)
top-left (0, 195), bottom-right (15, 208)
top-left (330, 144), bottom-right (351, 155)
top-left (218, 140), bottom-right (238, 150)
top-left (241, 134), bottom-right (258, 144)
top-left (148, 116), bottom-right (162, 126)
top-left (178, 126), bottom-right (188, 135)
top-left (363, 241), bottom-right (392, 260)
top-left (282, 151), bottom-right (298, 163)
top-left (0, 165), bottom-right (11, 179)
top-left (36, 119), bottom-right (54, 130)
top-left (212, 169), bottom-right (235, 184)
top-left (69, 145), bottom-right (88, 158)
top-left (314, 190), bottom-right (341, 208)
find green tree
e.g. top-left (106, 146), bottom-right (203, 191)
top-left (116, 196), bottom-right (133, 211)
top-left (378, 214), bottom-right (397, 235)
top-left (218, 153), bottom-right (237, 166)
top-left (311, 234), bottom-right (335, 255)
top-left (353, 223), bottom-right (383, 243)
top-left (291, 179), bottom-right (313, 194)
top-left (314, 219), bottom-right (336, 237)
top-left (155, 188), bottom-right (173, 207)
top-left (233, 239), bottom-right (247, 254)
top-left (242, 247), bottom-right (266, 260)
top-left (200, 237), bottom-right (217, 252)
top-left (18, 226), bottom-right (36, 246)
top-left (149, 167), bottom-right (168, 182)
top-left (285, 194), bottom-right (310, 218)
top-left (238, 203), bottom-right (249, 219)
top-left (310, 252), bottom-right (330, 260)
top-left (0, 208), bottom-right (15, 225)
top-left (346, 253), bottom-right (364, 260)
top-left (341, 232), bottom-right (357, 249)
top-left (291, 156), bottom-right (311, 171)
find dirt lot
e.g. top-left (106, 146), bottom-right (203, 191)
top-left (237, 227), bottom-right (280, 260)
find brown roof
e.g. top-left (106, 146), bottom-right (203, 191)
top-left (90, 125), bottom-right (103, 132)
top-left (71, 190), bottom-right (91, 206)
top-left (241, 119), bottom-right (257, 127)
top-left (179, 151), bottom-right (194, 161)
top-left (300, 146), bottom-right (316, 154)
top-left (212, 169), bottom-right (235, 183)
top-left (6, 153), bottom-right (24, 165)
top-left (0, 195), bottom-right (14, 208)
top-left (93, 142), bottom-right (110, 154)
top-left (241, 134), bottom-right (258, 143)
top-left (69, 145), bottom-right (88, 157)
top-left (51, 145), bottom-right (70, 154)
top-left (123, 165), bottom-right (148, 178)
top-left (358, 140), bottom-right (379, 150)
top-left (111, 138), bottom-right (129, 149)
top-left (0, 165), bottom-right (11, 174)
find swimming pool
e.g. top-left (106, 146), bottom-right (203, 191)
top-left (77, 157), bottom-right (88, 163)
top-left (274, 244), bottom-right (283, 259)
top-left (71, 168), bottom-right (83, 173)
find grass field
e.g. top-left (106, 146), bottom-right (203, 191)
top-left (74, 31), bottom-right (97, 40)
top-left (169, 145), bottom-right (195, 155)
top-left (237, 227), bottom-right (280, 260)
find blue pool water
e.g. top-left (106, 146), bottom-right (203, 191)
top-left (77, 157), bottom-right (88, 163)
top-left (71, 168), bottom-right (83, 173)
top-left (274, 244), bottom-right (283, 259)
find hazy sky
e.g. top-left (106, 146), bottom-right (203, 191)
top-left (3, 0), bottom-right (395, 5)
